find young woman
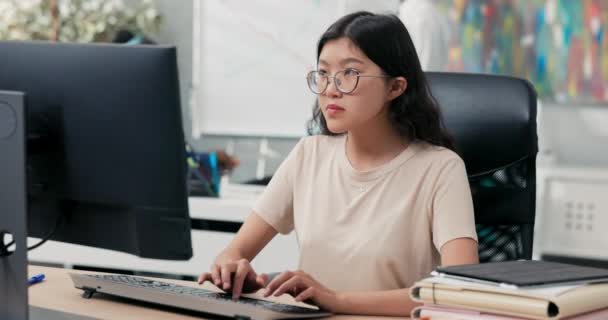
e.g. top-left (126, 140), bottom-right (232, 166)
top-left (199, 11), bottom-right (478, 317)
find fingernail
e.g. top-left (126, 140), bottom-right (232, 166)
top-left (223, 283), bottom-right (230, 290)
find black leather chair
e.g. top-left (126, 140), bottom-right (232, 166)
top-left (426, 72), bottom-right (538, 262)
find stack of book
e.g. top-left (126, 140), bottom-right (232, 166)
top-left (409, 260), bottom-right (608, 320)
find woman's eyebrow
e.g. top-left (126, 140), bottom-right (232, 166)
top-left (318, 57), bottom-right (365, 66)
top-left (340, 57), bottom-right (365, 65)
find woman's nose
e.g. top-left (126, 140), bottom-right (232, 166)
top-left (324, 77), bottom-right (342, 98)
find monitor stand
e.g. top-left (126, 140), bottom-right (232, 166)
top-left (0, 90), bottom-right (28, 320)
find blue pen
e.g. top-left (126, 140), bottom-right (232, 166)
top-left (28, 274), bottom-right (45, 285)
top-left (208, 152), bottom-right (220, 195)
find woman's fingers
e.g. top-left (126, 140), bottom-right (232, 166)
top-left (264, 271), bottom-right (298, 297)
top-left (294, 287), bottom-right (315, 302)
top-left (200, 260), bottom-right (266, 298)
top-left (231, 260), bottom-right (255, 299)
top-left (256, 273), bottom-right (269, 287)
top-left (273, 275), bottom-right (303, 297)
top-left (210, 264), bottom-right (222, 286)
top-left (263, 271), bottom-right (292, 297)
top-left (198, 272), bottom-right (212, 284)
top-left (198, 264), bottom-right (222, 286)
top-left (220, 264), bottom-right (236, 290)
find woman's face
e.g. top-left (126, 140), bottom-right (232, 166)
top-left (316, 37), bottom-right (393, 134)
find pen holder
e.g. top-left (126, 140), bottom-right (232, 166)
top-left (187, 151), bottom-right (221, 197)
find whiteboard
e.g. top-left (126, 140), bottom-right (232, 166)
top-left (192, 0), bottom-right (399, 138)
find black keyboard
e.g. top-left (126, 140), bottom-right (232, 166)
top-left (86, 274), bottom-right (322, 314)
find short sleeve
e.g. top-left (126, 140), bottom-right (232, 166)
top-left (252, 138), bottom-right (305, 234)
top-left (431, 156), bottom-right (478, 251)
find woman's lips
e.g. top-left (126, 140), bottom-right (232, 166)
top-left (326, 104), bottom-right (345, 116)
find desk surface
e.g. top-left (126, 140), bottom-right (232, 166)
top-left (28, 265), bottom-right (406, 320)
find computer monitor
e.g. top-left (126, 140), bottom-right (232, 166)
top-left (0, 40), bottom-right (193, 319)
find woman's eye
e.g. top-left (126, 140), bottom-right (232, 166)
top-left (344, 69), bottom-right (358, 76)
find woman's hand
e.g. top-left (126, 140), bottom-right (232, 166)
top-left (199, 258), bottom-right (268, 300)
top-left (263, 270), bottom-right (342, 312)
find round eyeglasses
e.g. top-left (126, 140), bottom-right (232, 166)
top-left (306, 68), bottom-right (392, 94)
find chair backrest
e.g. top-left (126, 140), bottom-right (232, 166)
top-left (426, 72), bottom-right (538, 262)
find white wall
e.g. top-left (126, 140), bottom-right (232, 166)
top-left (191, 0), bottom-right (400, 138)
top-left (145, 0), bottom-right (195, 140)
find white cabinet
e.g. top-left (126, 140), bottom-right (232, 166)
top-left (535, 165), bottom-right (608, 261)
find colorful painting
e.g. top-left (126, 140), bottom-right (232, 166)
top-left (438, 0), bottom-right (608, 104)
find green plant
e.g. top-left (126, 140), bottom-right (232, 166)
top-left (0, 0), bottom-right (161, 42)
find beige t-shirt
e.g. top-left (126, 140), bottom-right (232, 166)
top-left (253, 135), bottom-right (477, 292)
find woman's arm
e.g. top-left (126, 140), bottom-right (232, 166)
top-left (214, 211), bottom-right (277, 263)
top-left (264, 237), bottom-right (479, 316)
top-left (333, 289), bottom-right (417, 316)
top-left (339, 237), bottom-right (479, 315)
top-left (262, 272), bottom-right (416, 316)
top-left (440, 237), bottom-right (479, 266)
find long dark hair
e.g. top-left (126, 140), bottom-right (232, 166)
top-left (307, 11), bottom-right (455, 151)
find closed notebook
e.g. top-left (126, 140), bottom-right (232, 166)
top-left (433, 260), bottom-right (608, 288)
top-left (411, 305), bottom-right (608, 320)
top-left (409, 276), bottom-right (608, 320)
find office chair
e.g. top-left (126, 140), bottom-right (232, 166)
top-left (426, 72), bottom-right (538, 262)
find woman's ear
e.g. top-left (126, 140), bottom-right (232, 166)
top-left (387, 77), bottom-right (407, 101)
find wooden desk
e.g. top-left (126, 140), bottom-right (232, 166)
top-left (28, 265), bottom-right (407, 320)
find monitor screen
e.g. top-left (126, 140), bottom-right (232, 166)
top-left (0, 40), bottom-right (193, 260)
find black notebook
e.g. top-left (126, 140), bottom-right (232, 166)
top-left (434, 260), bottom-right (608, 287)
